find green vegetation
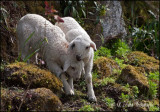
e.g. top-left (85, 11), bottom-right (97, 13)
top-left (149, 104), bottom-right (159, 111)
top-left (60, 1), bottom-right (106, 26)
top-left (127, 14), bottom-right (159, 59)
top-left (94, 46), bottom-right (111, 60)
top-left (147, 71), bottom-right (159, 99)
top-left (120, 93), bottom-right (130, 103)
top-left (132, 86), bottom-right (139, 98)
top-left (104, 97), bottom-right (115, 109)
top-left (147, 80), bottom-right (158, 99)
top-left (113, 39), bottom-right (131, 58)
top-left (79, 105), bottom-right (94, 111)
top-left (94, 77), bottom-right (115, 87)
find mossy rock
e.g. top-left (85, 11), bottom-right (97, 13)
top-left (93, 57), bottom-right (119, 79)
top-left (126, 51), bottom-right (159, 73)
top-left (2, 62), bottom-right (62, 95)
top-left (118, 65), bottom-right (149, 93)
top-left (1, 87), bottom-right (62, 111)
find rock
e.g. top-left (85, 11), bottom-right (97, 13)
top-left (118, 65), bottom-right (149, 93)
top-left (1, 87), bottom-right (62, 111)
top-left (93, 57), bottom-right (119, 78)
top-left (126, 51), bottom-right (159, 73)
top-left (2, 62), bottom-right (63, 95)
top-left (100, 1), bottom-right (127, 43)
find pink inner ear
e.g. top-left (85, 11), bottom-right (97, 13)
top-left (90, 43), bottom-right (97, 51)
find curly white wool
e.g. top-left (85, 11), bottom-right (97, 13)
top-left (56, 17), bottom-right (97, 102)
top-left (17, 14), bottom-right (84, 95)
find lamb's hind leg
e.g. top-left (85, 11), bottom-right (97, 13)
top-left (46, 61), bottom-right (74, 95)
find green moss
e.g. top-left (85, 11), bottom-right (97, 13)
top-left (1, 87), bottom-right (62, 111)
top-left (127, 51), bottom-right (159, 73)
top-left (93, 57), bottom-right (119, 79)
top-left (5, 62), bottom-right (62, 94)
top-left (33, 88), bottom-right (62, 111)
top-left (118, 65), bottom-right (149, 93)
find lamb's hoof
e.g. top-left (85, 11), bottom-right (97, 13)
top-left (66, 89), bottom-right (75, 96)
top-left (88, 96), bottom-right (97, 102)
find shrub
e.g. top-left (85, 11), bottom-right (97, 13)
top-left (127, 16), bottom-right (159, 59)
top-left (113, 39), bottom-right (131, 58)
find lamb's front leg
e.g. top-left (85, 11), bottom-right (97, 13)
top-left (46, 61), bottom-right (74, 95)
top-left (61, 74), bottom-right (74, 95)
top-left (68, 77), bottom-right (74, 94)
top-left (84, 59), bottom-right (97, 102)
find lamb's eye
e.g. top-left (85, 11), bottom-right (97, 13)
top-left (71, 67), bottom-right (75, 71)
top-left (71, 43), bottom-right (75, 49)
top-left (86, 46), bottom-right (89, 49)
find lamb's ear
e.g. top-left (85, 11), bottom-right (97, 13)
top-left (90, 41), bottom-right (97, 51)
top-left (68, 41), bottom-right (75, 51)
top-left (63, 60), bottom-right (70, 72)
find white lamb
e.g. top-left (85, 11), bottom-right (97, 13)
top-left (16, 14), bottom-right (84, 95)
top-left (56, 17), bottom-right (97, 102)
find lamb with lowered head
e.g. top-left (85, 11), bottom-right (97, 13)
top-left (16, 14), bottom-right (84, 95)
top-left (56, 17), bottom-right (97, 102)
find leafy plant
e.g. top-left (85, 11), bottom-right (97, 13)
top-left (114, 58), bottom-right (126, 69)
top-left (94, 46), bottom-right (111, 60)
top-left (147, 71), bottom-right (158, 99)
top-left (61, 1), bottom-right (106, 26)
top-left (148, 71), bottom-right (159, 81)
top-left (113, 39), bottom-right (131, 58)
top-left (94, 77), bottom-right (115, 87)
top-left (112, 69), bottom-right (122, 75)
top-left (120, 93), bottom-right (130, 103)
top-left (147, 80), bottom-right (158, 99)
top-left (104, 97), bottom-right (115, 109)
top-left (149, 104), bottom-right (159, 111)
top-left (132, 86), bottom-right (139, 98)
top-left (92, 72), bottom-right (98, 82)
top-left (123, 83), bottom-right (130, 92)
top-left (127, 14), bottom-right (159, 59)
top-left (63, 1), bottom-right (86, 18)
top-left (89, 1), bottom-right (106, 24)
top-left (79, 105), bottom-right (94, 111)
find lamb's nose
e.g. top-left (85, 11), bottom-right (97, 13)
top-left (76, 55), bottom-right (81, 61)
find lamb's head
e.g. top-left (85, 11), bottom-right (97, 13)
top-left (68, 35), bottom-right (97, 61)
top-left (63, 59), bottom-right (84, 80)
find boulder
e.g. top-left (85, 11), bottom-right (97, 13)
top-left (118, 65), bottom-right (149, 93)
top-left (126, 51), bottom-right (159, 73)
top-left (2, 62), bottom-right (63, 95)
top-left (1, 87), bottom-right (62, 111)
top-left (100, 1), bottom-right (127, 43)
top-left (93, 57), bottom-right (119, 78)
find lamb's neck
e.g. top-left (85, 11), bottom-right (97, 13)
top-left (60, 53), bottom-right (69, 65)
